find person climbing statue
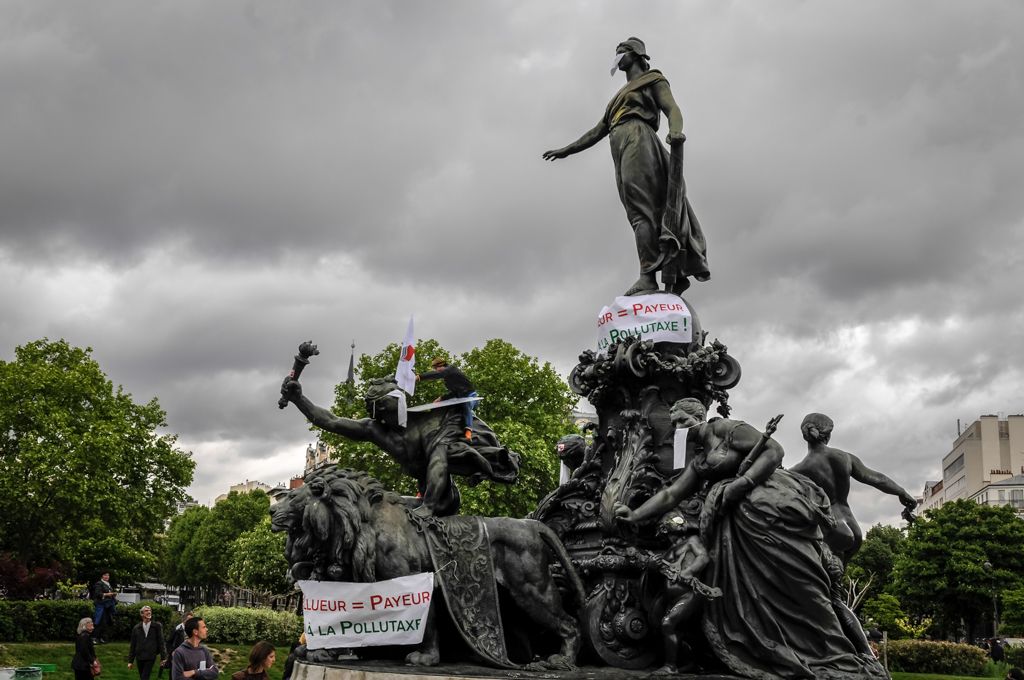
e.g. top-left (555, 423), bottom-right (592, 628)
top-left (416, 357), bottom-right (479, 440)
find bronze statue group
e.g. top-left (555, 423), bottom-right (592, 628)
top-left (275, 38), bottom-right (918, 679)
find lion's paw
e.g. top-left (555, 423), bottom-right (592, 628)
top-left (305, 649), bottom-right (337, 663)
top-left (404, 651), bottom-right (440, 667)
top-left (544, 654), bottom-right (578, 672)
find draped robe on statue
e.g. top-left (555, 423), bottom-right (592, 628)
top-left (604, 70), bottom-right (710, 283)
top-left (691, 443), bottom-right (887, 679)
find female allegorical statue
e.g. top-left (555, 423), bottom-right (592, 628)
top-left (616, 398), bottom-right (888, 680)
top-left (543, 38), bottom-right (710, 297)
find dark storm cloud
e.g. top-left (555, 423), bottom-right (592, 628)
top-left (1, 0), bottom-right (1023, 518)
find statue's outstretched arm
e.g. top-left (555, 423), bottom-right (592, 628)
top-left (628, 465), bottom-right (701, 524)
top-left (281, 378), bottom-right (382, 444)
top-left (542, 118), bottom-right (609, 160)
top-left (850, 454), bottom-right (916, 506)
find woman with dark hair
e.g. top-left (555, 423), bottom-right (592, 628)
top-left (1007, 667), bottom-right (1024, 680)
top-left (616, 398), bottom-right (887, 679)
top-left (230, 642), bottom-right (275, 680)
top-left (71, 617), bottom-right (98, 680)
top-left (543, 38), bottom-right (710, 296)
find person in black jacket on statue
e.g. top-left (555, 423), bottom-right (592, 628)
top-left (416, 357), bottom-right (479, 439)
top-left (128, 606), bottom-right (168, 680)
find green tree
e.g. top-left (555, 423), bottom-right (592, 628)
top-left (164, 491), bottom-right (270, 589)
top-left (861, 593), bottom-right (931, 640)
top-left (195, 490), bottom-right (270, 585)
top-left (0, 338), bottom-right (195, 582)
top-left (163, 505), bottom-right (214, 587)
top-left (1000, 587), bottom-right (1024, 636)
top-left (319, 338), bottom-right (578, 518)
top-left (892, 499), bottom-right (1024, 637)
top-left (227, 517), bottom-right (290, 607)
top-left (844, 523), bottom-right (907, 608)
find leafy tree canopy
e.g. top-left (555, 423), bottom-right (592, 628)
top-left (162, 504), bottom-right (212, 587)
top-left (0, 338), bottom-right (194, 583)
top-left (321, 338), bottom-right (578, 518)
top-left (1000, 587), bottom-right (1024, 636)
top-left (227, 516), bottom-right (291, 606)
top-left (861, 593), bottom-right (931, 640)
top-left (845, 523), bottom-right (907, 603)
top-left (163, 490), bottom-right (270, 589)
top-left (891, 499), bottom-right (1024, 635)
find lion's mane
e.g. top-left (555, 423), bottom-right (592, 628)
top-left (276, 467), bottom-right (398, 583)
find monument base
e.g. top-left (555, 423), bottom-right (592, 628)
top-left (293, 659), bottom-right (742, 680)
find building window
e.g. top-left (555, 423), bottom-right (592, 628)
top-left (947, 477), bottom-right (967, 497)
top-left (999, 490), bottom-right (1006, 502)
top-left (944, 454), bottom-right (965, 479)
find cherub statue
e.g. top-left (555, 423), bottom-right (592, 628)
top-left (649, 517), bottom-right (721, 675)
top-left (280, 376), bottom-right (520, 516)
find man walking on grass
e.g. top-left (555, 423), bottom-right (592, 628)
top-left (165, 612), bottom-right (193, 662)
top-left (128, 606), bottom-right (167, 680)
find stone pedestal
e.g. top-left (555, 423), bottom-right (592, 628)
top-left (531, 306), bottom-right (741, 668)
top-left (293, 659), bottom-right (742, 680)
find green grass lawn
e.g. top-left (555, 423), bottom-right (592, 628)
top-left (892, 673), bottom-right (1008, 680)
top-left (0, 645), bottom-right (1001, 680)
top-left (0, 643), bottom-right (288, 680)
top-left (892, 675), bottom-right (982, 680)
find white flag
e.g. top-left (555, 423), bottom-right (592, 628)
top-left (395, 315), bottom-right (416, 395)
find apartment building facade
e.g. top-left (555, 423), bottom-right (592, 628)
top-left (929, 414), bottom-right (1024, 512)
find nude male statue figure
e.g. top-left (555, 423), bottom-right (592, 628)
top-left (790, 412), bottom-right (917, 565)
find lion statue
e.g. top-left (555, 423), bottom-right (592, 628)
top-left (270, 467), bottom-right (585, 670)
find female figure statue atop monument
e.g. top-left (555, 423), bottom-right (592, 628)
top-left (543, 38), bottom-right (710, 296)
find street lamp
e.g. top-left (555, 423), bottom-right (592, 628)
top-left (983, 561), bottom-right (998, 638)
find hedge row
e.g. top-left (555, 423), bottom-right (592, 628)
top-left (0, 601), bottom-right (175, 642)
top-left (191, 606), bottom-right (302, 646)
top-left (1006, 644), bottom-right (1024, 668)
top-left (886, 639), bottom-right (988, 677)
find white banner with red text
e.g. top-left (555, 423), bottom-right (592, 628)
top-left (597, 294), bottom-right (692, 356)
top-left (298, 573), bottom-right (434, 649)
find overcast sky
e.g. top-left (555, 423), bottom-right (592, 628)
top-left (2, 1), bottom-right (1022, 527)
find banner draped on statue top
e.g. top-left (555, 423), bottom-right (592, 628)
top-left (597, 294), bottom-right (692, 356)
top-left (298, 573), bottom-right (434, 649)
